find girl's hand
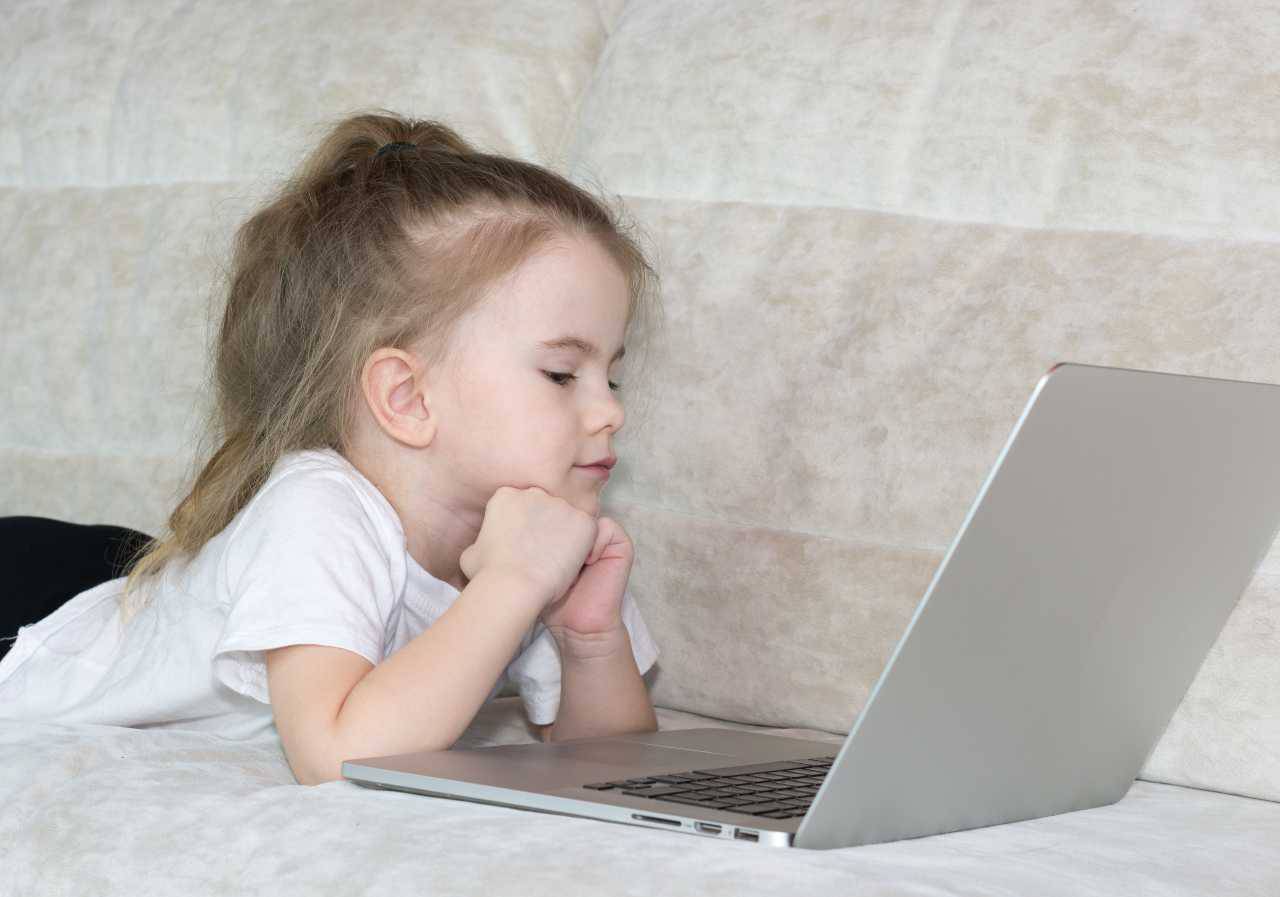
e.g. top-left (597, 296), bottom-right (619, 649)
top-left (459, 486), bottom-right (598, 607)
top-left (539, 516), bottom-right (634, 655)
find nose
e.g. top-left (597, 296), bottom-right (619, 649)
top-left (588, 381), bottom-right (625, 434)
top-left (600, 390), bottom-right (624, 433)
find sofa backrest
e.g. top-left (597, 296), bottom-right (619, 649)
top-left (3, 0), bottom-right (1277, 803)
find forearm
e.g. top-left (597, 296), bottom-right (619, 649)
top-left (547, 629), bottom-right (658, 743)
top-left (331, 570), bottom-right (544, 775)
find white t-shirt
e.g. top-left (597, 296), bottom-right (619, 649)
top-left (0, 448), bottom-right (659, 742)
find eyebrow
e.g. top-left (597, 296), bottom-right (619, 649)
top-left (539, 336), bottom-right (626, 362)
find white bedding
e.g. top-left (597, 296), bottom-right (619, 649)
top-left (4, 698), bottom-right (1277, 896)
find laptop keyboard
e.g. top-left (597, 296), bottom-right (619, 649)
top-left (581, 755), bottom-right (835, 820)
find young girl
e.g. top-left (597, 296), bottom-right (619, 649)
top-left (0, 110), bottom-right (663, 785)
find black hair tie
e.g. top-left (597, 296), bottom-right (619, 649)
top-left (374, 141), bottom-right (417, 158)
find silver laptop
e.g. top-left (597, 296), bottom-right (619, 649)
top-left (343, 362), bottom-right (1280, 850)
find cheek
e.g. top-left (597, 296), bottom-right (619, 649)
top-left (476, 373), bottom-right (575, 452)
top-left (493, 382), bottom-right (562, 432)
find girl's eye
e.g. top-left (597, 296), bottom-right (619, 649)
top-left (544, 371), bottom-right (622, 392)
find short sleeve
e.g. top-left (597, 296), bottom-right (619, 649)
top-left (506, 586), bottom-right (660, 725)
top-left (620, 587), bottom-right (660, 677)
top-left (212, 471), bottom-right (402, 705)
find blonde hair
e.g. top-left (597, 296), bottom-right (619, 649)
top-left (117, 108), bottom-right (663, 623)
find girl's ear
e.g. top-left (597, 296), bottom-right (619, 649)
top-left (361, 347), bottom-right (437, 449)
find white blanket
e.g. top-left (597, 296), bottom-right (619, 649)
top-left (4, 698), bottom-right (1277, 895)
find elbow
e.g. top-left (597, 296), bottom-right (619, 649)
top-left (306, 768), bottom-right (344, 786)
top-left (293, 766), bottom-right (338, 787)
top-left (289, 753), bottom-right (346, 786)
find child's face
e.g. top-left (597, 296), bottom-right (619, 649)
top-left (435, 233), bottom-right (629, 518)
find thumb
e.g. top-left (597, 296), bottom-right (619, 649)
top-left (586, 518), bottom-right (612, 565)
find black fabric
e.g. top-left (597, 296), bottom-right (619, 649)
top-left (0, 516), bottom-right (154, 661)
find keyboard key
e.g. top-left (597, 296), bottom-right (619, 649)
top-left (651, 794), bottom-right (726, 808)
top-left (621, 786), bottom-right (689, 798)
top-left (726, 801), bottom-right (792, 815)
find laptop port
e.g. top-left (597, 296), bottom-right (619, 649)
top-left (734, 828), bottom-right (759, 842)
top-left (695, 822), bottom-right (722, 835)
top-left (631, 813), bottom-right (681, 827)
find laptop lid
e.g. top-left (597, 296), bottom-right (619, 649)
top-left (795, 362), bottom-right (1280, 848)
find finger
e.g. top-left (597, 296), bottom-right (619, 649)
top-left (587, 519), bottom-right (610, 565)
